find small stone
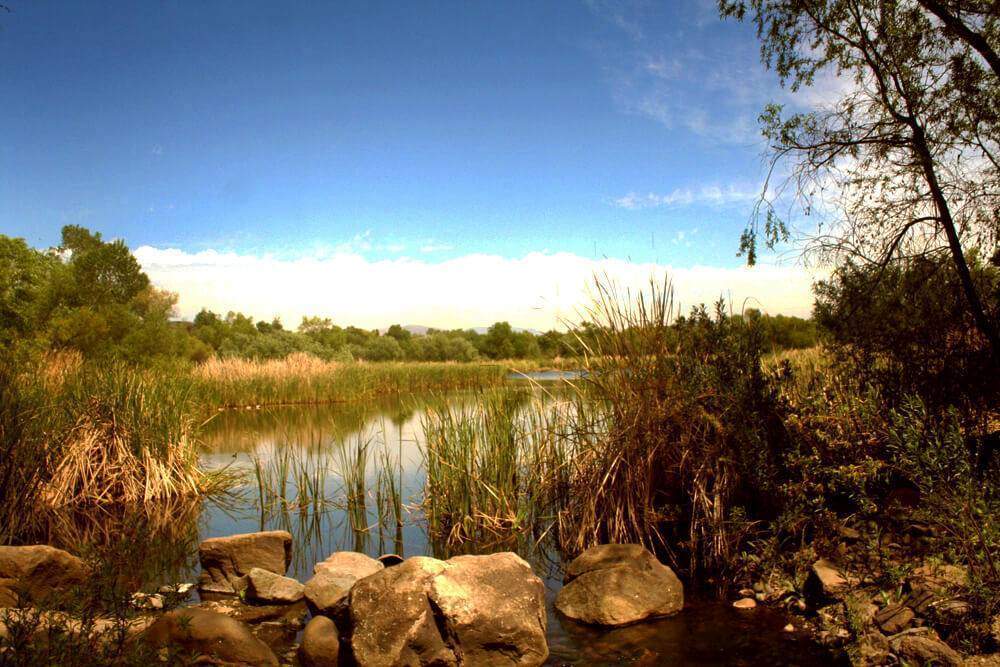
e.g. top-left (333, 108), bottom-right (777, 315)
top-left (132, 592), bottom-right (164, 610)
top-left (738, 588), bottom-right (755, 597)
top-left (733, 597), bottom-right (756, 609)
top-left (783, 623), bottom-right (795, 632)
top-left (298, 615), bottom-right (339, 667)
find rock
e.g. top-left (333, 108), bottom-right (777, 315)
top-left (299, 615), bottom-right (339, 667)
top-left (196, 598), bottom-right (307, 626)
top-left (305, 551), bottom-right (383, 617)
top-left (555, 544), bottom-right (683, 627)
top-left (836, 524), bottom-right (861, 541)
top-left (738, 588), bottom-right (755, 597)
top-left (854, 631), bottom-right (891, 667)
top-left (733, 597), bottom-right (757, 609)
top-left (428, 552), bottom-right (548, 666)
top-left (910, 563), bottom-right (969, 595)
top-left (892, 634), bottom-right (962, 667)
top-left (144, 607), bottom-right (278, 666)
top-left (246, 567), bottom-right (304, 604)
top-left (804, 559), bottom-right (849, 603)
top-left (157, 582), bottom-right (195, 596)
top-left (0, 545), bottom-right (89, 605)
top-left (377, 553), bottom-right (404, 567)
top-left (0, 578), bottom-right (19, 607)
top-left (875, 603), bottom-right (914, 634)
top-left (965, 655), bottom-right (1000, 667)
top-left (347, 552), bottom-right (548, 666)
top-left (131, 592), bottom-right (164, 610)
top-left (783, 623), bottom-right (795, 632)
top-left (992, 613), bottom-right (1000, 645)
top-left (197, 530), bottom-right (292, 596)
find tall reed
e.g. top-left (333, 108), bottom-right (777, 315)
top-left (421, 388), bottom-right (571, 547)
top-left (555, 277), bottom-right (784, 579)
top-left (191, 354), bottom-right (505, 410)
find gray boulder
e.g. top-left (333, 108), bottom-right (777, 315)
top-left (0, 545), bottom-right (89, 605)
top-left (246, 567), bottom-right (304, 604)
top-left (197, 530), bottom-right (292, 595)
top-left (304, 551), bottom-right (383, 617)
top-left (298, 615), bottom-right (340, 667)
top-left (555, 543), bottom-right (683, 626)
top-left (347, 552), bottom-right (548, 666)
top-left (144, 607), bottom-right (278, 666)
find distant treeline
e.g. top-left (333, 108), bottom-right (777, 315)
top-left (0, 226), bottom-right (818, 364)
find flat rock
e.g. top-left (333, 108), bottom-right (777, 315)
top-left (804, 559), bottom-right (849, 603)
top-left (197, 530), bottom-right (292, 596)
top-left (144, 607), bottom-right (278, 667)
top-left (246, 567), bottom-right (304, 604)
top-left (733, 597), bottom-right (757, 609)
top-left (0, 545), bottom-right (89, 606)
top-left (347, 552), bottom-right (548, 666)
top-left (298, 615), bottom-right (340, 667)
top-left (875, 603), bottom-right (914, 634)
top-left (304, 551), bottom-right (383, 617)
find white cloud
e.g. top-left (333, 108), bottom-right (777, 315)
top-left (613, 184), bottom-right (762, 210)
top-left (135, 246), bottom-right (819, 330)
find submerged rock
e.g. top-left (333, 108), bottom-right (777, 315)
top-left (197, 530), bottom-right (292, 596)
top-left (347, 552), bottom-right (548, 666)
top-left (304, 551), bottom-right (383, 617)
top-left (299, 615), bottom-right (340, 667)
top-left (0, 545), bottom-right (88, 606)
top-left (555, 543), bottom-right (684, 626)
top-left (246, 567), bottom-right (304, 604)
top-left (733, 597), bottom-right (757, 609)
top-left (144, 607), bottom-right (278, 667)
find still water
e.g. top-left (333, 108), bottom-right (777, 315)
top-left (191, 389), bottom-right (834, 666)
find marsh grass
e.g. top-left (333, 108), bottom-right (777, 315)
top-left (0, 358), bottom-right (231, 541)
top-left (192, 354), bottom-right (506, 410)
top-left (552, 278), bottom-right (786, 578)
top-left (420, 387), bottom-right (571, 548)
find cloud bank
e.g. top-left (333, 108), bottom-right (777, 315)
top-left (135, 247), bottom-right (819, 330)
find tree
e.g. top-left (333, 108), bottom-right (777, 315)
top-left (720, 0), bottom-right (1000, 359)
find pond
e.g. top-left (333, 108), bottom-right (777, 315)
top-left (187, 388), bottom-right (835, 666)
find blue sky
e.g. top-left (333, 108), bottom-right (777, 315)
top-left (1, 1), bottom-right (829, 326)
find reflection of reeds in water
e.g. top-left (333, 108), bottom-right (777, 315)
top-left (39, 497), bottom-right (205, 589)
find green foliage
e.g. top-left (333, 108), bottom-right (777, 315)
top-left (814, 254), bottom-right (999, 410)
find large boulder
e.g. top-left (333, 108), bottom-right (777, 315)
top-left (555, 543), bottom-right (683, 626)
top-left (0, 545), bottom-right (89, 605)
top-left (197, 530), bottom-right (292, 596)
top-left (347, 553), bottom-right (548, 666)
top-left (304, 551), bottom-right (383, 617)
top-left (144, 607), bottom-right (278, 667)
top-left (298, 615), bottom-right (340, 667)
top-left (246, 567), bottom-right (304, 604)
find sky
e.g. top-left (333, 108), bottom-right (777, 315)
top-left (0, 1), bottom-right (836, 329)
